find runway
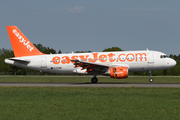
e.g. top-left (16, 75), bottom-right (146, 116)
top-left (0, 82), bottom-right (180, 87)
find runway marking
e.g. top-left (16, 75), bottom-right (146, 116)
top-left (0, 83), bottom-right (180, 88)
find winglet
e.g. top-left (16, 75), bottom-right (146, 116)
top-left (6, 26), bottom-right (45, 57)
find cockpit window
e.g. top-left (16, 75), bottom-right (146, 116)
top-left (160, 55), bottom-right (168, 58)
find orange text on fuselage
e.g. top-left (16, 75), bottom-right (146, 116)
top-left (52, 53), bottom-right (147, 64)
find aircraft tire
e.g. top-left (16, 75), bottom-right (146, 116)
top-left (149, 78), bottom-right (154, 82)
top-left (91, 77), bottom-right (98, 83)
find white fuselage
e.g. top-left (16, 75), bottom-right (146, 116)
top-left (5, 50), bottom-right (176, 75)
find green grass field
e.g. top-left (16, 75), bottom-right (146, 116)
top-left (0, 87), bottom-right (180, 120)
top-left (0, 76), bottom-right (180, 120)
top-left (0, 75), bottom-right (180, 83)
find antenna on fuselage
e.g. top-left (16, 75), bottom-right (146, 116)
top-left (146, 48), bottom-right (149, 51)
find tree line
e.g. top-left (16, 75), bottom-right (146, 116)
top-left (0, 45), bottom-right (179, 76)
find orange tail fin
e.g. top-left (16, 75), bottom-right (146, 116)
top-left (6, 26), bottom-right (45, 57)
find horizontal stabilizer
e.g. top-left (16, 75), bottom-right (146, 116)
top-left (8, 58), bottom-right (30, 63)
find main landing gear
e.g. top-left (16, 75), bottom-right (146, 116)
top-left (149, 71), bottom-right (154, 82)
top-left (91, 71), bottom-right (154, 83)
top-left (91, 77), bottom-right (98, 83)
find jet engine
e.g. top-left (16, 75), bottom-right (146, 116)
top-left (109, 67), bottom-right (128, 79)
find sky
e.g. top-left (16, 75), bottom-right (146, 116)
top-left (0, 0), bottom-right (180, 55)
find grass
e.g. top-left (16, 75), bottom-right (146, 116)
top-left (0, 76), bottom-right (180, 119)
top-left (0, 75), bottom-right (180, 83)
top-left (0, 87), bottom-right (180, 120)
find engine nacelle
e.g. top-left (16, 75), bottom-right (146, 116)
top-left (109, 67), bottom-right (128, 79)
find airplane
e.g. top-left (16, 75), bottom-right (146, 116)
top-left (4, 26), bottom-right (176, 83)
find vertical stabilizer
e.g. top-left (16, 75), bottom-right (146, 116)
top-left (6, 26), bottom-right (45, 57)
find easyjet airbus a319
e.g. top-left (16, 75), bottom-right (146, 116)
top-left (5, 26), bottom-right (176, 83)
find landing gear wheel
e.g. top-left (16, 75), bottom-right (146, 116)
top-left (149, 78), bottom-right (154, 83)
top-left (91, 77), bottom-right (98, 83)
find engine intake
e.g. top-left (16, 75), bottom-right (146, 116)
top-left (109, 67), bottom-right (128, 79)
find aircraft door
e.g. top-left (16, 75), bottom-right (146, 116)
top-left (41, 57), bottom-right (47, 68)
top-left (148, 53), bottom-right (154, 64)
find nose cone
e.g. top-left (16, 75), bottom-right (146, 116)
top-left (172, 59), bottom-right (177, 67)
top-left (167, 59), bottom-right (176, 68)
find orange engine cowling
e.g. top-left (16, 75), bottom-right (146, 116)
top-left (109, 67), bottom-right (128, 79)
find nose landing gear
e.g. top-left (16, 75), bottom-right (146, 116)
top-left (149, 71), bottom-right (154, 82)
top-left (149, 78), bottom-right (154, 82)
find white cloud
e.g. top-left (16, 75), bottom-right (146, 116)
top-left (68, 6), bottom-right (85, 13)
top-left (51, 6), bottom-right (85, 14)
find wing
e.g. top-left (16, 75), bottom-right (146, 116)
top-left (71, 59), bottom-right (109, 74)
top-left (71, 59), bottom-right (129, 75)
